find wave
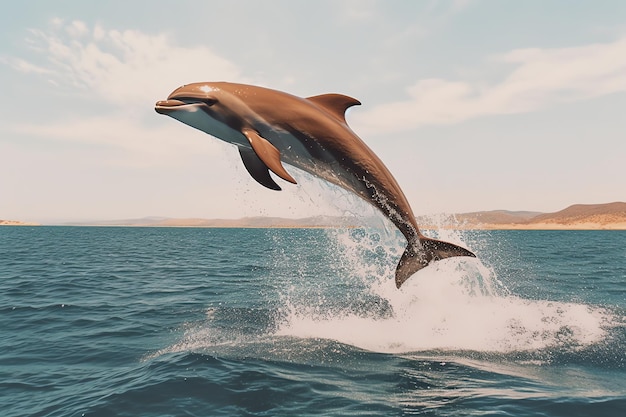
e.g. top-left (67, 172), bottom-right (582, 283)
top-left (151, 225), bottom-right (622, 369)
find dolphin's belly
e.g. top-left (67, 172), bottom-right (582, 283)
top-left (169, 107), bottom-right (249, 148)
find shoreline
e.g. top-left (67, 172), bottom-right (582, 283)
top-left (424, 222), bottom-right (626, 231)
top-left (2, 222), bottom-right (625, 230)
top-left (0, 220), bottom-right (40, 226)
top-left (3, 202), bottom-right (625, 230)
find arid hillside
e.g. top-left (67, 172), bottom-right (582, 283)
top-left (6, 202), bottom-right (625, 229)
top-left (0, 220), bottom-right (39, 226)
top-left (435, 202), bottom-right (626, 230)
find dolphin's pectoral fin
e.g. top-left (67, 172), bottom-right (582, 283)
top-left (306, 94), bottom-right (361, 124)
top-left (238, 147), bottom-right (282, 191)
top-left (395, 237), bottom-right (476, 288)
top-left (242, 129), bottom-right (297, 185)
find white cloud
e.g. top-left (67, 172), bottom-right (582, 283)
top-left (5, 19), bottom-right (248, 166)
top-left (338, 0), bottom-right (378, 22)
top-left (65, 20), bottom-right (89, 37)
top-left (4, 57), bottom-right (52, 74)
top-left (7, 114), bottom-right (223, 167)
top-left (450, 0), bottom-right (474, 13)
top-left (21, 19), bottom-right (245, 108)
top-left (353, 36), bottom-right (626, 134)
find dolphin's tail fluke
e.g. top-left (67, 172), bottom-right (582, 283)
top-left (395, 236), bottom-right (476, 288)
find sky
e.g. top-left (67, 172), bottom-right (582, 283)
top-left (1, 0), bottom-right (625, 223)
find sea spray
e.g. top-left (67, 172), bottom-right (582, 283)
top-left (275, 226), bottom-right (612, 355)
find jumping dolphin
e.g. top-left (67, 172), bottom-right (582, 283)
top-left (155, 82), bottom-right (475, 288)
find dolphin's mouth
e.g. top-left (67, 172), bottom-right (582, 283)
top-left (154, 100), bottom-right (189, 114)
top-left (154, 99), bottom-right (191, 115)
top-left (155, 96), bottom-right (216, 115)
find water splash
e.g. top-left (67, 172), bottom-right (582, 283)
top-left (275, 226), bottom-right (614, 355)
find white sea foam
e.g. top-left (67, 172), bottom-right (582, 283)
top-left (275, 227), bottom-right (612, 354)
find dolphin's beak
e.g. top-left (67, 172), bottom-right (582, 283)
top-left (154, 99), bottom-right (187, 115)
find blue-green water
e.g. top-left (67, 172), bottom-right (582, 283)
top-left (1, 226), bottom-right (624, 416)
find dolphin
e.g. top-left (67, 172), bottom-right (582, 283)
top-left (155, 82), bottom-right (475, 288)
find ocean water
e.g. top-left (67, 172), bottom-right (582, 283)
top-left (1, 226), bottom-right (624, 416)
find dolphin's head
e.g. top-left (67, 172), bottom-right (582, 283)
top-left (155, 83), bottom-right (221, 115)
top-left (155, 82), bottom-right (252, 145)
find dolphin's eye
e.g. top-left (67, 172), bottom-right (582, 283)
top-left (202, 98), bottom-right (217, 106)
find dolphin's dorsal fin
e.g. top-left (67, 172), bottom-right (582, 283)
top-left (242, 129), bottom-right (297, 185)
top-left (239, 147), bottom-right (282, 191)
top-left (306, 94), bottom-right (361, 123)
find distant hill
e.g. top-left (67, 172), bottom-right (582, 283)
top-left (65, 216), bottom-right (170, 227)
top-left (0, 219), bottom-right (39, 226)
top-left (530, 202), bottom-right (626, 225)
top-left (33, 201), bottom-right (626, 230)
top-left (65, 215), bottom-right (361, 228)
top-left (456, 210), bottom-right (541, 225)
top-left (437, 202), bottom-right (626, 230)
top-left (147, 215), bottom-right (361, 228)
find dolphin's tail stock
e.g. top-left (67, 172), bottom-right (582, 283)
top-left (395, 236), bottom-right (476, 288)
